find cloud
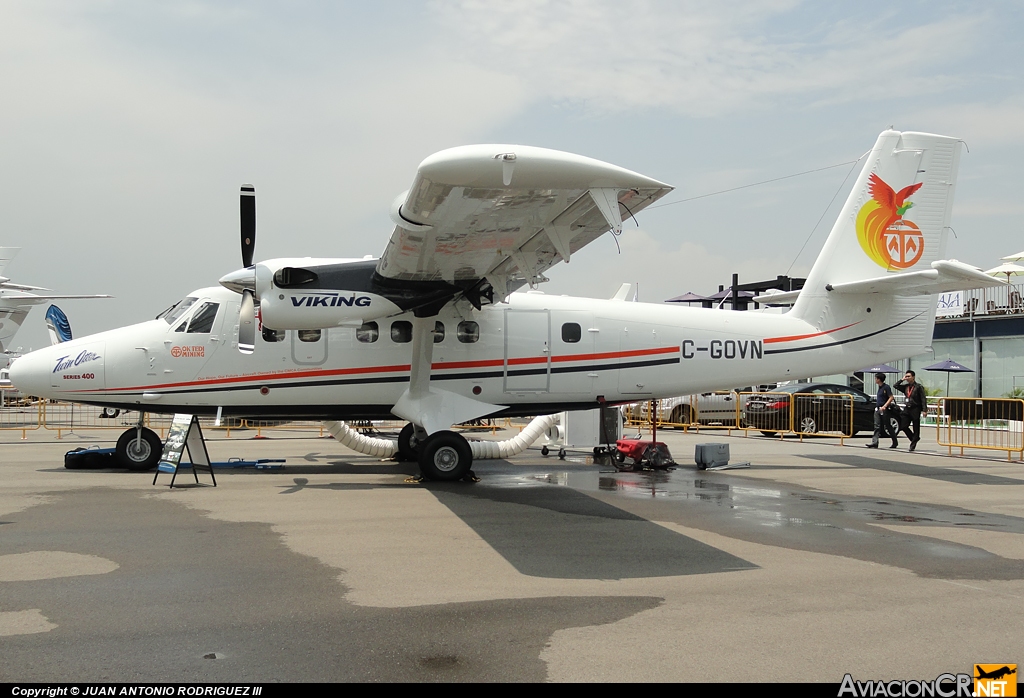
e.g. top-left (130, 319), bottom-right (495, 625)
top-left (430, 0), bottom-right (983, 117)
top-left (900, 101), bottom-right (1024, 148)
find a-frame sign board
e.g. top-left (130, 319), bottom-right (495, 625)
top-left (152, 414), bottom-right (217, 488)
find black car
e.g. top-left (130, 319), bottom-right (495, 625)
top-left (744, 383), bottom-right (897, 437)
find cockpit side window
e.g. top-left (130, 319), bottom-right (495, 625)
top-left (186, 302), bottom-right (220, 333)
top-left (161, 297), bottom-right (198, 325)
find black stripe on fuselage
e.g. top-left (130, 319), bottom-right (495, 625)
top-left (763, 313), bottom-right (923, 355)
top-left (76, 356), bottom-right (682, 399)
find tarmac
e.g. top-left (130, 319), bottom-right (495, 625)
top-left (1, 423), bottom-right (1022, 682)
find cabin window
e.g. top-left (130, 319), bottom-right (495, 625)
top-left (187, 303), bottom-right (220, 333)
top-left (561, 322), bottom-right (581, 343)
top-left (298, 329), bottom-right (321, 342)
top-left (356, 322), bottom-right (378, 343)
top-left (174, 319), bottom-right (188, 333)
top-left (262, 327), bottom-right (285, 343)
top-left (433, 321), bottom-right (445, 344)
top-left (391, 321), bottom-right (412, 343)
top-left (457, 321), bottom-right (479, 344)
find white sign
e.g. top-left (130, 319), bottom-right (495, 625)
top-left (936, 291), bottom-right (963, 318)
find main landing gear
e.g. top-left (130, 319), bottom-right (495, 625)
top-left (399, 423), bottom-right (474, 481)
top-left (418, 430), bottom-right (473, 481)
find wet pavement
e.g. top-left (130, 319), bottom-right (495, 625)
top-left (1, 427), bottom-right (1023, 681)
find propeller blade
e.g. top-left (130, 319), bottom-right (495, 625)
top-left (240, 184), bottom-right (256, 268)
top-left (238, 289), bottom-right (256, 355)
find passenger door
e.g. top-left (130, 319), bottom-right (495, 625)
top-left (504, 309), bottom-right (550, 392)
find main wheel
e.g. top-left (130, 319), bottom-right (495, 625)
top-left (397, 423), bottom-right (422, 462)
top-left (116, 427), bottom-right (162, 471)
top-left (760, 430), bottom-right (777, 438)
top-left (418, 431), bottom-right (473, 481)
top-left (798, 415), bottom-right (818, 434)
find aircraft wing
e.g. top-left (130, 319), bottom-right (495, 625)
top-left (0, 293), bottom-right (113, 306)
top-left (375, 145), bottom-right (672, 301)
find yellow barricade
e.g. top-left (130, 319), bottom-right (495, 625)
top-left (791, 393), bottom-right (854, 443)
top-left (738, 391), bottom-right (794, 437)
top-left (40, 402), bottom-right (153, 439)
top-left (0, 391), bottom-right (43, 439)
top-left (936, 397), bottom-right (1024, 461)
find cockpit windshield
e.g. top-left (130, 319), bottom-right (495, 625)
top-left (158, 297), bottom-right (198, 325)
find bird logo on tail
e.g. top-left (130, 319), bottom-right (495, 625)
top-left (856, 173), bottom-right (925, 270)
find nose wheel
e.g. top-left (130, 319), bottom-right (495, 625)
top-left (417, 430), bottom-right (473, 481)
top-left (116, 427), bottom-right (163, 471)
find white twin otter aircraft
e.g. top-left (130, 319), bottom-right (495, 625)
top-left (9, 129), bottom-right (1002, 479)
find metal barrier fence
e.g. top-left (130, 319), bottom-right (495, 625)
top-left (623, 395), bottom-right (745, 433)
top-left (936, 397), bottom-right (1024, 461)
top-left (0, 397), bottom-right (527, 441)
top-left (624, 392), bottom-right (858, 442)
top-left (790, 393), bottom-right (854, 443)
top-left (737, 392), bottom-right (794, 437)
top-left (0, 389), bottom-right (43, 439)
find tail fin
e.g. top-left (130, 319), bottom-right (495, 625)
top-left (45, 305), bottom-right (73, 345)
top-left (790, 129), bottom-right (964, 358)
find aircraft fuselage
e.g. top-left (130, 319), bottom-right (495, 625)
top-left (11, 284), bottom-right (906, 419)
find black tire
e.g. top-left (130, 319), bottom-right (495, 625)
top-left (541, 446), bottom-right (550, 457)
top-left (889, 416), bottom-right (902, 436)
top-left (558, 448), bottom-right (566, 460)
top-left (669, 405), bottom-right (693, 429)
top-left (614, 449), bottom-right (626, 463)
top-left (418, 431), bottom-right (473, 481)
top-left (116, 428), bottom-right (162, 471)
top-left (397, 423), bottom-right (421, 462)
top-left (760, 430), bottom-right (777, 438)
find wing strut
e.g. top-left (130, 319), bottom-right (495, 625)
top-left (391, 317), bottom-right (506, 436)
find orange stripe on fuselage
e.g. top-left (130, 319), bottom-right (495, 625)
top-left (95, 345), bottom-right (681, 393)
top-left (763, 322), bottom-right (860, 344)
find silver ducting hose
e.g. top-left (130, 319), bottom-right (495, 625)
top-left (324, 421), bottom-right (398, 458)
top-left (467, 413), bottom-right (559, 459)
top-left (324, 414), bottom-right (560, 461)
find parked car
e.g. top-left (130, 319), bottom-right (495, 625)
top-left (744, 383), bottom-right (898, 436)
top-left (626, 386), bottom-right (776, 428)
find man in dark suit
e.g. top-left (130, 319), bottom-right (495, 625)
top-left (894, 370), bottom-right (926, 451)
top-left (867, 373), bottom-right (898, 449)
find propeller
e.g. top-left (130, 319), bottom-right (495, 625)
top-left (238, 184), bottom-right (257, 354)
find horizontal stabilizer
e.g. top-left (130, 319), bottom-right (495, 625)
top-left (754, 289), bottom-right (801, 305)
top-left (825, 260), bottom-right (1004, 296)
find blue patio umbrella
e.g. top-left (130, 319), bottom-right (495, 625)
top-left (922, 359), bottom-right (974, 396)
top-left (858, 363), bottom-right (899, 374)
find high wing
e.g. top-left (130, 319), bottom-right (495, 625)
top-left (375, 145), bottom-right (672, 302)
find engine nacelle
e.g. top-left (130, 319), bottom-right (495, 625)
top-left (253, 257), bottom-right (402, 330)
top-left (259, 289), bottom-right (400, 330)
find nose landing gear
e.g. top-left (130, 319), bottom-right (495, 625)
top-left (115, 426), bottom-right (162, 471)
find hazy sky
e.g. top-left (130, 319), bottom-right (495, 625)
top-left (2, 1), bottom-right (1022, 351)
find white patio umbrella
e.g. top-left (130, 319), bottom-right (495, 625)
top-left (1001, 250), bottom-right (1024, 262)
top-left (984, 262), bottom-right (1024, 284)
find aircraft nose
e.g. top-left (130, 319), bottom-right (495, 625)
top-left (8, 350), bottom-right (50, 397)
